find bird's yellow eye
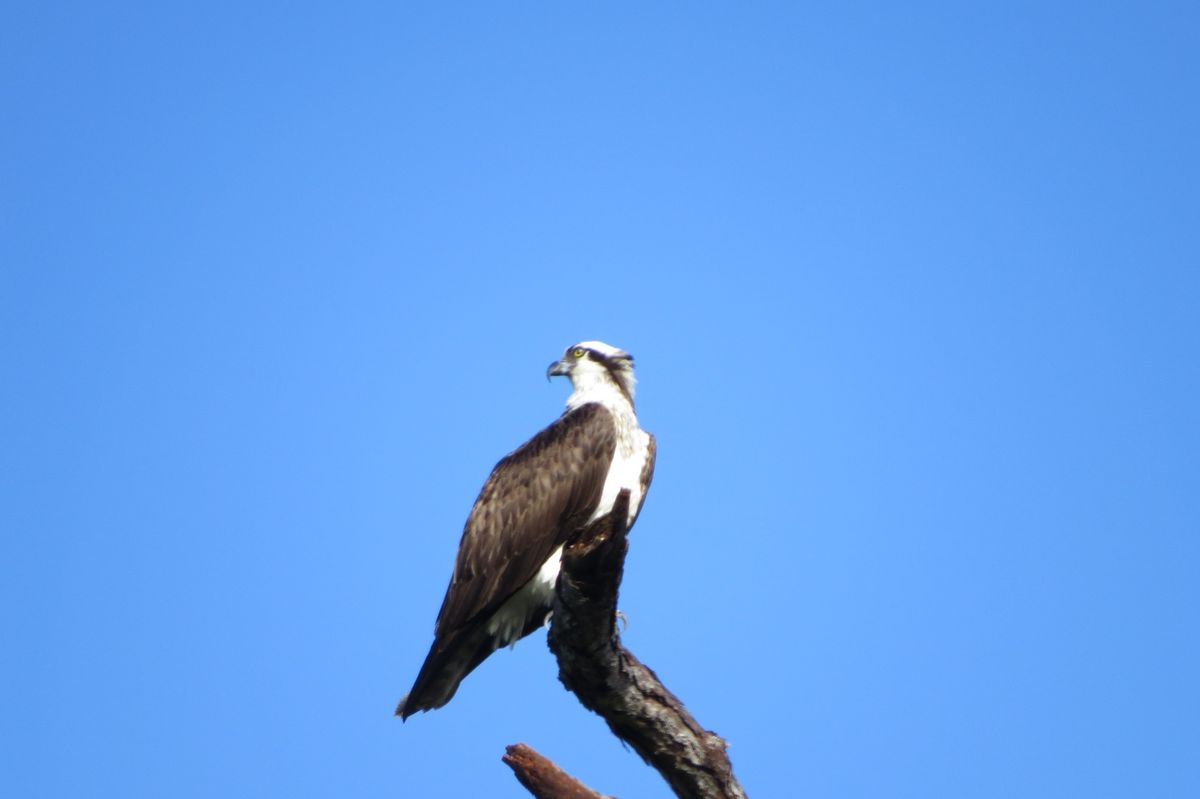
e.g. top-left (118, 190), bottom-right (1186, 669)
top-left (573, 348), bottom-right (585, 358)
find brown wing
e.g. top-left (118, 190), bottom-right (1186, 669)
top-left (433, 402), bottom-right (616, 637)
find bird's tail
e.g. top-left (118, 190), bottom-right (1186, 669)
top-left (395, 625), bottom-right (498, 720)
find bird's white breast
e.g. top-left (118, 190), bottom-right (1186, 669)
top-left (588, 421), bottom-right (651, 528)
top-left (566, 379), bottom-right (651, 529)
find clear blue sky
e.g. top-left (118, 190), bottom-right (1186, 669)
top-left (3, 3), bottom-right (1198, 797)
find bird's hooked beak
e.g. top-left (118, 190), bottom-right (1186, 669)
top-left (546, 358), bottom-right (570, 381)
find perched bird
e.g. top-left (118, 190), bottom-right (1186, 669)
top-left (396, 341), bottom-right (656, 719)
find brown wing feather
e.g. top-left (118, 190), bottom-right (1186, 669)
top-left (433, 402), bottom-right (616, 636)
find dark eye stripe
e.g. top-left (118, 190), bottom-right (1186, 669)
top-left (567, 345), bottom-right (632, 364)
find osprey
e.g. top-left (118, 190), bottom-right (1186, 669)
top-left (396, 341), bottom-right (655, 719)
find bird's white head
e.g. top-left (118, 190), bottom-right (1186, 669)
top-left (547, 340), bottom-right (637, 411)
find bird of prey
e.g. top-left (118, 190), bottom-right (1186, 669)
top-left (396, 341), bottom-right (656, 719)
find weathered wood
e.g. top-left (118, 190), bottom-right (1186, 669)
top-left (542, 489), bottom-right (748, 799)
top-left (501, 743), bottom-right (611, 799)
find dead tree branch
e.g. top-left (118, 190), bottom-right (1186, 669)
top-left (515, 488), bottom-right (747, 799)
top-left (502, 743), bottom-right (611, 799)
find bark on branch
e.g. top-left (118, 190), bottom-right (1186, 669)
top-left (510, 488), bottom-right (747, 799)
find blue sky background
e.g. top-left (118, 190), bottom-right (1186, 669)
top-left (3, 2), bottom-right (1198, 797)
